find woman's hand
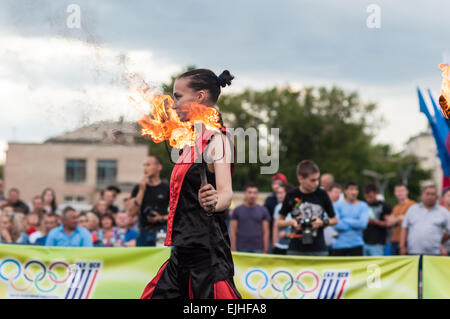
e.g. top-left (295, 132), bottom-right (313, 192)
top-left (198, 184), bottom-right (218, 213)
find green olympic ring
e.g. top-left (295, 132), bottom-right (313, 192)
top-left (283, 280), bottom-right (306, 299)
top-left (34, 271), bottom-right (58, 293)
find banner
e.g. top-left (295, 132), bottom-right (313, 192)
top-left (422, 256), bottom-right (450, 299)
top-left (0, 244), bottom-right (171, 299)
top-left (0, 244), bottom-right (419, 299)
top-left (233, 253), bottom-right (419, 299)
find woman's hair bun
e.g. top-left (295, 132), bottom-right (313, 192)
top-left (217, 70), bottom-right (234, 88)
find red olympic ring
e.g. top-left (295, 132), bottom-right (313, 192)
top-left (48, 261), bottom-right (71, 283)
top-left (295, 270), bottom-right (320, 294)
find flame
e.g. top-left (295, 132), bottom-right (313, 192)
top-left (439, 64), bottom-right (450, 119)
top-left (128, 75), bottom-right (222, 148)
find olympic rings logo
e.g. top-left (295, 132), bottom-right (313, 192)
top-left (244, 268), bottom-right (344, 299)
top-left (0, 258), bottom-right (73, 293)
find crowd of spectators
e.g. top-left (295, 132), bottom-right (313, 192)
top-left (0, 155), bottom-right (449, 257)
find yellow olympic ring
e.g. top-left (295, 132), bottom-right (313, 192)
top-left (257, 279), bottom-right (281, 299)
top-left (9, 269), bottom-right (33, 292)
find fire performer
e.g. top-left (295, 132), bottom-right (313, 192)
top-left (139, 69), bottom-right (241, 299)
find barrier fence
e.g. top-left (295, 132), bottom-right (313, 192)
top-left (0, 244), bottom-right (445, 299)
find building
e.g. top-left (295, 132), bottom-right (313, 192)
top-left (404, 130), bottom-right (443, 193)
top-left (4, 121), bottom-right (149, 211)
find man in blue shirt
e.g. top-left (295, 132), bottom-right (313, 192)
top-left (331, 181), bottom-right (370, 256)
top-left (46, 206), bottom-right (93, 247)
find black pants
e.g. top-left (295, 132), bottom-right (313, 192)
top-left (330, 246), bottom-right (363, 256)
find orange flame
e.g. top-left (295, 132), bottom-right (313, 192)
top-left (128, 76), bottom-right (222, 148)
top-left (438, 64), bottom-right (450, 119)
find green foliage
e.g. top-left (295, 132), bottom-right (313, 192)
top-left (143, 68), bottom-right (431, 203)
top-left (0, 164), bottom-right (3, 179)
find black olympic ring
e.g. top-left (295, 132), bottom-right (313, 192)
top-left (271, 270), bottom-right (294, 293)
top-left (23, 260), bottom-right (46, 282)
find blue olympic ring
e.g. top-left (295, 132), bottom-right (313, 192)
top-left (245, 269), bottom-right (269, 291)
top-left (0, 259), bottom-right (21, 281)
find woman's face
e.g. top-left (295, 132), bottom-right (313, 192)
top-left (87, 216), bottom-right (99, 231)
top-left (101, 217), bottom-right (113, 229)
top-left (172, 77), bottom-right (209, 121)
top-left (43, 190), bottom-right (54, 204)
top-left (97, 200), bottom-right (108, 214)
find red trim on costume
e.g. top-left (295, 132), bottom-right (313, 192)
top-left (214, 280), bottom-right (238, 299)
top-left (189, 275), bottom-right (194, 299)
top-left (140, 261), bottom-right (169, 299)
top-left (165, 127), bottom-right (232, 246)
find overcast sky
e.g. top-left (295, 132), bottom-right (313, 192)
top-left (1, 0), bottom-right (449, 163)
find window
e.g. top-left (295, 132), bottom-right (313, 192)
top-left (97, 160), bottom-right (117, 184)
top-left (65, 159), bottom-right (86, 183)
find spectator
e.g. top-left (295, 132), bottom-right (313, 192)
top-left (277, 161), bottom-right (338, 256)
top-left (264, 173), bottom-right (288, 220)
top-left (101, 189), bottom-right (119, 214)
top-left (33, 214), bottom-right (58, 245)
top-left (128, 212), bottom-right (139, 233)
top-left (41, 188), bottom-right (58, 214)
top-left (95, 213), bottom-right (125, 247)
top-left (45, 206), bottom-right (93, 247)
top-left (324, 183), bottom-right (342, 251)
top-left (320, 173), bottom-right (334, 192)
top-left (128, 155), bottom-right (170, 246)
top-left (0, 179), bottom-right (5, 203)
top-left (25, 211), bottom-right (41, 235)
top-left (115, 211), bottom-right (137, 247)
top-left (331, 181), bottom-right (370, 256)
top-left (362, 184), bottom-right (392, 256)
top-left (106, 185), bottom-right (121, 197)
top-left (272, 183), bottom-right (293, 254)
top-left (231, 183), bottom-right (271, 253)
top-left (6, 188), bottom-right (29, 215)
top-left (78, 212), bottom-right (89, 229)
top-left (400, 185), bottom-right (450, 256)
top-left (121, 193), bottom-right (131, 212)
top-left (0, 211), bottom-right (29, 244)
top-left (84, 212), bottom-right (101, 245)
top-left (442, 187), bottom-right (450, 254)
top-left (327, 183), bottom-right (342, 203)
top-left (93, 199), bottom-right (110, 216)
top-left (387, 184), bottom-right (417, 255)
top-left (86, 212), bottom-right (100, 232)
top-left (32, 195), bottom-right (45, 215)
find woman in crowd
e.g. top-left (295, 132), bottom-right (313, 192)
top-left (41, 188), bottom-right (58, 214)
top-left (0, 211), bottom-right (29, 244)
top-left (95, 213), bottom-right (125, 247)
top-left (93, 199), bottom-right (109, 216)
top-left (83, 212), bottom-right (101, 245)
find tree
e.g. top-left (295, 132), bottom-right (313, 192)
top-left (140, 68), bottom-right (430, 203)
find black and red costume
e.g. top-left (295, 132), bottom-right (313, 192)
top-left (141, 127), bottom-right (241, 299)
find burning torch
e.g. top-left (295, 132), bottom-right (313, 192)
top-left (439, 64), bottom-right (450, 119)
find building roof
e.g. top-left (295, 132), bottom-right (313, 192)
top-left (45, 120), bottom-right (146, 145)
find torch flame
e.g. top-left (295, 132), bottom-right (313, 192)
top-left (128, 75), bottom-right (222, 148)
top-left (438, 64), bottom-right (450, 119)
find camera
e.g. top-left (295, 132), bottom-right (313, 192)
top-left (142, 205), bottom-right (157, 218)
top-left (291, 203), bottom-right (318, 245)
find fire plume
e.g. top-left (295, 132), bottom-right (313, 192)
top-left (128, 76), bottom-right (222, 149)
top-left (439, 63), bottom-right (450, 119)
